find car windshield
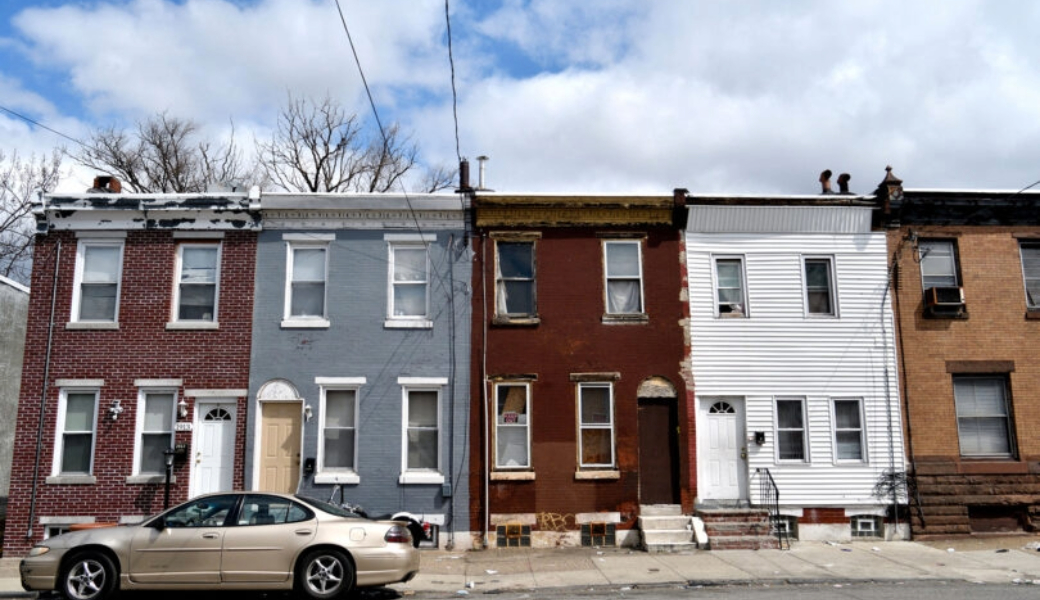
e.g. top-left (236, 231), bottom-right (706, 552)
top-left (297, 496), bottom-right (366, 519)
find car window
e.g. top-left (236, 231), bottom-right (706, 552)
top-left (163, 495), bottom-right (237, 528)
top-left (238, 494), bottom-right (313, 526)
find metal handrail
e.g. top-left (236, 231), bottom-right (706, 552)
top-left (757, 468), bottom-right (790, 550)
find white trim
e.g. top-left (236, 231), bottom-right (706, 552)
top-left (575, 512), bottom-right (622, 524)
top-left (172, 241), bottom-right (222, 324)
top-left (384, 318), bottom-right (433, 329)
top-left (55, 379), bottom-right (104, 387)
top-left (801, 255), bottom-right (839, 318)
top-left (400, 383), bottom-right (443, 480)
top-left (65, 322), bottom-right (119, 330)
top-left (774, 396), bottom-right (809, 463)
top-left (317, 384), bottom-right (361, 477)
top-left (315, 377), bottom-right (367, 385)
top-left (830, 397), bottom-right (867, 463)
top-left (135, 379), bottom-right (183, 387)
top-left (166, 321), bottom-right (219, 330)
top-left (398, 472), bottom-right (445, 485)
top-left (387, 241), bottom-right (431, 322)
top-left (711, 254), bottom-right (749, 318)
top-left (39, 516), bottom-right (96, 525)
top-left (0, 274), bottom-right (29, 294)
top-left (189, 399), bottom-right (237, 497)
top-left (52, 389), bottom-right (100, 477)
top-left (173, 232), bottom-right (224, 239)
top-left (75, 231), bottom-right (127, 239)
top-left (281, 318), bottom-right (331, 329)
top-left (284, 241), bottom-right (330, 323)
top-left (397, 377), bottom-right (449, 385)
top-left (185, 389), bottom-right (247, 397)
top-left (493, 382), bottom-right (532, 470)
top-left (314, 473), bottom-right (360, 485)
top-left (250, 399), bottom-right (304, 492)
top-left (71, 238), bottom-right (125, 323)
top-left (132, 388), bottom-right (178, 476)
top-left (602, 239), bottom-right (645, 316)
top-left (282, 233), bottom-right (335, 241)
top-left (384, 233), bottom-right (436, 242)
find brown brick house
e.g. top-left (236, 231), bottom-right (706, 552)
top-left (468, 192), bottom-right (692, 548)
top-left (3, 189), bottom-right (258, 556)
top-left (877, 169), bottom-right (1040, 534)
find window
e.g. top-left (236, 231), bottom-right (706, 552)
top-left (72, 240), bottom-right (124, 322)
top-left (321, 389), bottom-right (358, 474)
top-left (803, 257), bottom-right (836, 316)
top-left (1020, 243), bottom-right (1040, 310)
top-left (832, 398), bottom-right (864, 461)
top-left (714, 256), bottom-right (747, 316)
top-left (389, 244), bottom-right (429, 321)
top-left (54, 391), bottom-right (99, 475)
top-left (954, 376), bottom-right (1014, 458)
top-left (134, 391), bottom-right (175, 475)
top-left (285, 243), bottom-right (328, 322)
top-left (495, 383), bottom-right (531, 469)
top-left (495, 241), bottom-right (536, 318)
top-left (775, 398), bottom-right (806, 461)
top-left (578, 383), bottom-right (615, 468)
top-left (851, 515), bottom-right (881, 538)
top-left (603, 241), bottom-right (644, 315)
top-left (174, 243), bottom-right (220, 322)
top-left (237, 494), bottom-right (312, 526)
top-left (919, 240), bottom-right (959, 290)
top-left (399, 379), bottom-right (445, 483)
top-left (159, 494), bottom-right (237, 528)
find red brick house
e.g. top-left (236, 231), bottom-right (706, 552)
top-left (877, 169), bottom-right (1040, 535)
top-left (468, 192), bottom-right (692, 548)
top-left (3, 186), bottom-right (259, 556)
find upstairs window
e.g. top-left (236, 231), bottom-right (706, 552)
top-left (72, 240), bottom-right (124, 322)
top-left (603, 241), bottom-right (644, 315)
top-left (803, 257), bottom-right (836, 316)
top-left (389, 244), bottom-right (429, 320)
top-left (174, 243), bottom-right (220, 322)
top-left (714, 256), bottom-right (747, 316)
top-left (285, 244), bottom-right (328, 323)
top-left (495, 241), bottom-right (536, 318)
top-left (1020, 243), bottom-right (1040, 310)
top-left (954, 376), bottom-right (1014, 458)
top-left (919, 240), bottom-right (959, 290)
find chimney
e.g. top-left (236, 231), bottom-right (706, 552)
top-left (476, 155), bottom-right (489, 190)
top-left (819, 170), bottom-right (833, 194)
top-left (837, 173), bottom-right (851, 194)
top-left (88, 175), bottom-right (122, 194)
top-left (458, 158), bottom-right (471, 191)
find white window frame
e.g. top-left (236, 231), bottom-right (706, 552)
top-left (316, 377), bottom-right (366, 484)
top-left (71, 238), bottom-right (125, 324)
top-left (918, 239), bottom-right (959, 291)
top-left (282, 238), bottom-right (331, 328)
top-left (132, 389), bottom-right (178, 476)
top-left (602, 240), bottom-right (645, 316)
top-left (495, 239), bottom-right (537, 319)
top-left (52, 389), bottom-right (100, 476)
top-left (494, 382), bottom-right (532, 470)
top-left (831, 397), bottom-right (866, 463)
top-left (954, 375), bottom-right (1015, 458)
top-left (386, 240), bottom-right (432, 328)
top-left (399, 377), bottom-right (447, 484)
top-left (802, 256), bottom-right (838, 317)
top-left (1019, 242), bottom-right (1040, 310)
top-left (774, 397), bottom-right (808, 463)
top-left (712, 255), bottom-right (748, 317)
top-left (578, 382), bottom-right (616, 469)
top-left (171, 242), bottom-right (222, 325)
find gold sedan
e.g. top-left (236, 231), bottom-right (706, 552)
top-left (20, 492), bottom-right (419, 600)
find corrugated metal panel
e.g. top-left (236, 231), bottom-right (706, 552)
top-left (688, 231), bottom-right (905, 507)
top-left (687, 206), bottom-right (874, 234)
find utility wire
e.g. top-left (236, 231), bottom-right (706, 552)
top-left (445, 0), bottom-right (461, 163)
top-left (0, 104), bottom-right (85, 148)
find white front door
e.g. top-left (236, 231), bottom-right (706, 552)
top-left (191, 401), bottom-right (236, 496)
top-left (698, 397), bottom-right (748, 500)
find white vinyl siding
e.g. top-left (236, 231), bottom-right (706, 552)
top-left (686, 225), bottom-right (904, 507)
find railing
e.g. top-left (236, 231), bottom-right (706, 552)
top-left (757, 468), bottom-right (790, 550)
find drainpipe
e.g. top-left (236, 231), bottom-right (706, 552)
top-left (446, 234), bottom-right (457, 549)
top-left (481, 234), bottom-right (490, 548)
top-left (26, 237), bottom-right (61, 540)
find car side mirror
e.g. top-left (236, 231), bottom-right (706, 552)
top-left (151, 517), bottom-right (166, 530)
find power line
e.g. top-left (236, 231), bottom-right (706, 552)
top-left (445, 0), bottom-right (461, 163)
top-left (0, 104), bottom-right (85, 148)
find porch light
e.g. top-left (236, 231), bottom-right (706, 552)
top-left (178, 398), bottom-right (188, 419)
top-left (108, 399), bottom-right (124, 420)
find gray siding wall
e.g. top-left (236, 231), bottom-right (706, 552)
top-left (0, 277), bottom-right (29, 508)
top-left (246, 225), bottom-right (471, 541)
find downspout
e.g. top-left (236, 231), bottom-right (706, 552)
top-left (446, 234), bottom-right (457, 549)
top-left (880, 257), bottom-right (900, 536)
top-left (481, 234), bottom-right (490, 548)
top-left (26, 236), bottom-right (61, 540)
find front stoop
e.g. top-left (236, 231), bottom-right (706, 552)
top-left (638, 505), bottom-right (697, 552)
top-left (697, 508), bottom-right (780, 550)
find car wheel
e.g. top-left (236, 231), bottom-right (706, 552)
top-left (296, 548), bottom-right (355, 599)
top-left (59, 552), bottom-right (117, 600)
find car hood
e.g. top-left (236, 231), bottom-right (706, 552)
top-left (41, 525), bottom-right (135, 549)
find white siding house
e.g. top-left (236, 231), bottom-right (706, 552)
top-left (686, 202), bottom-right (908, 540)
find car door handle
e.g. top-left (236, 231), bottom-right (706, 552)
top-left (202, 533), bottom-right (220, 539)
top-left (295, 529), bottom-right (313, 536)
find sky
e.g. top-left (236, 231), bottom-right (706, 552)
top-left (2, 0), bottom-right (1040, 195)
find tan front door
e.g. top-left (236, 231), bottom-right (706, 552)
top-left (259, 402), bottom-right (301, 493)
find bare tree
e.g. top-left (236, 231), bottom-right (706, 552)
top-left (256, 94), bottom-right (456, 193)
top-left (0, 149), bottom-right (63, 284)
top-left (73, 113), bottom-right (252, 193)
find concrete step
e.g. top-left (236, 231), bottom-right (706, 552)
top-left (640, 504), bottom-right (683, 517)
top-left (638, 515), bottom-right (690, 531)
top-left (709, 535), bottom-right (780, 550)
top-left (642, 529), bottom-right (694, 546)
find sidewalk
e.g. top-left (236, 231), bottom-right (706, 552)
top-left (2, 537), bottom-right (1039, 597)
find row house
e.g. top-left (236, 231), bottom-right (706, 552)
top-left (246, 193), bottom-right (472, 549)
top-left (682, 185), bottom-right (907, 544)
top-left (877, 170), bottom-right (1040, 535)
top-left (1, 274), bottom-right (30, 544)
top-left (467, 193), bottom-right (691, 548)
top-left (4, 186), bottom-right (259, 556)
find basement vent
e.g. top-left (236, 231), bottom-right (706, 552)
top-left (850, 515), bottom-right (881, 538)
top-left (581, 522), bottom-right (615, 547)
top-left (773, 515), bottom-right (799, 540)
top-left (496, 524), bottom-right (531, 547)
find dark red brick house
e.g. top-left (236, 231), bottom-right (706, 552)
top-left (3, 187), bottom-right (258, 556)
top-left (468, 192), bottom-right (692, 548)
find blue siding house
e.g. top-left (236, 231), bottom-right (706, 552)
top-left (246, 193), bottom-right (472, 549)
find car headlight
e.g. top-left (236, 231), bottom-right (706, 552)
top-left (27, 546), bottom-right (51, 557)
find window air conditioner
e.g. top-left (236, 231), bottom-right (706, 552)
top-left (926, 286), bottom-right (964, 308)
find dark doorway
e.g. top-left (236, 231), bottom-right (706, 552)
top-left (638, 398), bottom-right (680, 504)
